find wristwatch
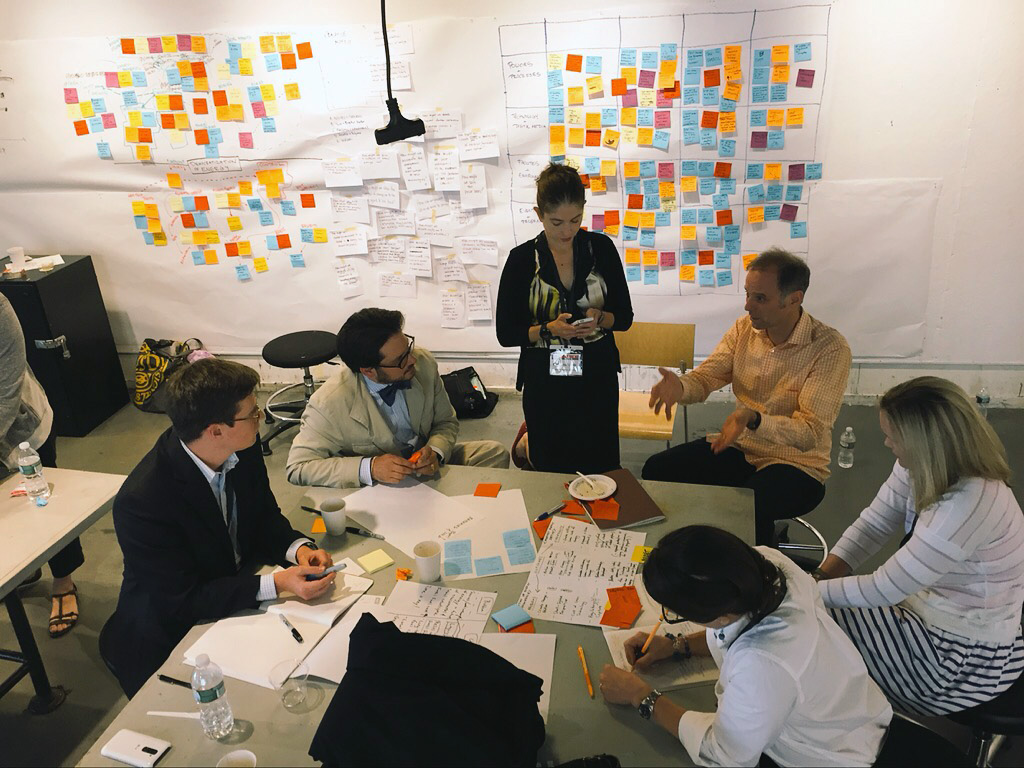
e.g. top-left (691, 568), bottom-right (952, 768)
top-left (638, 689), bottom-right (664, 720)
top-left (538, 322), bottom-right (553, 342)
top-left (748, 410), bottom-right (762, 431)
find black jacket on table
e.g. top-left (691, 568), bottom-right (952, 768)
top-left (101, 427), bottom-right (303, 697)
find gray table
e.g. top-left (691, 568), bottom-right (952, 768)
top-left (80, 466), bottom-right (752, 766)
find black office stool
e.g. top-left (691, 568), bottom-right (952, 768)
top-left (948, 671), bottom-right (1024, 766)
top-left (775, 516), bottom-right (829, 570)
top-left (260, 330), bottom-right (337, 455)
top-left (875, 713), bottom-right (970, 767)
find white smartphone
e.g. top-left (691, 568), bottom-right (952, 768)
top-left (100, 729), bottom-right (171, 767)
top-left (572, 317), bottom-right (595, 326)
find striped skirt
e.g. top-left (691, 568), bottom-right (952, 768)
top-left (828, 604), bottom-right (1024, 717)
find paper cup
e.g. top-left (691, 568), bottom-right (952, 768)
top-left (413, 540), bottom-right (441, 582)
top-left (320, 498), bottom-right (347, 536)
top-left (5, 247), bottom-right (25, 270)
top-left (216, 750), bottom-right (257, 767)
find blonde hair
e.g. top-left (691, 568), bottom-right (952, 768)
top-left (880, 377), bottom-right (1011, 511)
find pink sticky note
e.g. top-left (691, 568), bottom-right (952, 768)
top-left (656, 91), bottom-right (673, 108)
top-left (239, 132), bottom-right (253, 149)
top-left (620, 89), bottom-right (638, 108)
top-left (104, 72), bottom-right (119, 88)
top-left (657, 162), bottom-right (674, 179)
top-left (654, 110), bottom-right (671, 128)
top-left (101, 112), bottom-right (117, 128)
top-left (659, 251), bottom-right (675, 267)
top-left (796, 69), bottom-right (815, 88)
top-left (63, 88), bottom-right (78, 104)
top-left (788, 163), bottom-right (806, 181)
top-left (147, 36), bottom-right (162, 53)
top-left (251, 101), bottom-right (266, 118)
top-left (176, 34), bottom-right (192, 51)
top-left (592, 213), bottom-right (605, 230)
top-left (638, 70), bottom-right (656, 89)
top-left (780, 203), bottom-right (798, 222)
top-left (750, 131), bottom-right (768, 149)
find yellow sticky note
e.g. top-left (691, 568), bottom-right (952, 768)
top-left (547, 53), bottom-right (563, 70)
top-left (585, 112), bottom-right (601, 130)
top-left (765, 163), bottom-right (782, 181)
top-left (590, 176), bottom-right (606, 192)
top-left (567, 87), bottom-right (584, 105)
top-left (623, 211), bottom-right (641, 228)
top-left (743, 253), bottom-right (758, 270)
top-left (176, 60), bottom-right (191, 77)
top-left (724, 45), bottom-right (742, 66)
top-left (147, 218), bottom-right (162, 233)
top-left (640, 212), bottom-right (656, 228)
top-left (136, 145), bottom-right (151, 162)
top-left (215, 105), bottom-right (231, 121)
top-left (128, 110), bottom-right (143, 128)
top-left (238, 58), bottom-right (253, 76)
top-left (723, 82), bottom-right (741, 101)
top-left (155, 94), bottom-right (171, 111)
top-left (599, 159), bottom-right (617, 177)
top-left (117, 70), bottom-right (132, 88)
top-left (174, 112), bottom-right (190, 130)
top-left (275, 35), bottom-right (292, 52)
top-left (214, 192), bottom-right (229, 209)
top-left (227, 216), bottom-right (243, 231)
top-left (144, 203), bottom-right (159, 218)
top-left (160, 35), bottom-right (176, 53)
top-left (623, 161), bottom-right (640, 178)
top-left (659, 181), bottom-right (675, 198)
top-left (772, 64), bottom-right (790, 84)
top-left (657, 68), bottom-right (675, 89)
top-left (620, 125), bottom-right (638, 145)
top-left (253, 257), bottom-right (269, 273)
top-left (724, 65), bottom-right (743, 83)
top-left (192, 36), bottom-right (207, 54)
top-left (602, 129), bottom-right (620, 149)
top-left (228, 87), bottom-right (244, 104)
top-left (620, 107), bottom-right (637, 126)
top-left (679, 265), bottom-right (695, 281)
top-left (767, 109), bottom-right (785, 128)
top-left (168, 196), bottom-right (184, 213)
top-left (259, 35), bottom-right (275, 54)
top-left (771, 44), bottom-right (789, 64)
top-left (227, 193), bottom-right (241, 208)
top-left (205, 230), bottom-right (220, 245)
top-left (747, 206), bottom-right (765, 223)
top-left (79, 101), bottom-right (94, 118)
top-left (631, 545), bottom-right (653, 564)
top-left (786, 107), bottom-right (804, 126)
top-left (284, 83), bottom-right (301, 100)
top-left (264, 101), bottom-right (279, 117)
top-left (193, 77), bottom-right (209, 92)
top-left (204, 249), bottom-right (218, 265)
top-left (237, 240), bottom-right (252, 256)
top-left (260, 84), bottom-right (275, 101)
top-left (313, 228), bottom-right (328, 243)
top-left (152, 232), bottom-right (167, 246)
top-left (585, 75), bottom-right (603, 96)
top-left (680, 225), bottom-right (697, 240)
top-left (636, 127), bottom-right (653, 145)
top-left (566, 107), bottom-right (583, 125)
top-left (266, 182), bottom-right (281, 198)
top-left (193, 230), bottom-right (207, 245)
top-left (642, 250), bottom-right (658, 266)
top-left (680, 176), bottom-right (697, 192)
top-left (131, 201), bottom-right (146, 215)
top-left (230, 104), bottom-right (245, 121)
top-left (166, 173), bottom-right (182, 188)
top-left (568, 127), bottom-right (584, 146)
top-left (311, 518), bottom-right (326, 534)
top-left (239, 181), bottom-right (253, 195)
top-left (620, 66), bottom-right (636, 86)
top-left (624, 248), bottom-right (641, 264)
top-left (357, 549), bottom-right (394, 574)
top-left (719, 113), bottom-right (737, 133)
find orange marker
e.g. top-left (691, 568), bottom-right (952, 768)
top-left (577, 644), bottom-right (594, 698)
top-left (408, 449), bottom-right (423, 464)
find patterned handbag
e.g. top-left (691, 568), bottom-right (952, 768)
top-left (133, 337), bottom-right (202, 413)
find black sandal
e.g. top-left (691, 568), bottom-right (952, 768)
top-left (49, 586), bottom-right (79, 639)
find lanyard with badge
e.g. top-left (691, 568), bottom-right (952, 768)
top-left (544, 241), bottom-right (584, 377)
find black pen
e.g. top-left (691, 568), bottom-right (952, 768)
top-left (158, 674), bottom-right (191, 689)
top-left (278, 613), bottom-right (304, 643)
top-left (346, 525), bottom-right (384, 539)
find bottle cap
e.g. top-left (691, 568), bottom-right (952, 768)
top-left (196, 653), bottom-right (209, 667)
top-left (19, 442), bottom-right (30, 449)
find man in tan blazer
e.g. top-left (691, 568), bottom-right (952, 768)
top-left (286, 308), bottom-right (508, 488)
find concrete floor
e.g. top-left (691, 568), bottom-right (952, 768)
top-left (1, 391), bottom-right (1022, 766)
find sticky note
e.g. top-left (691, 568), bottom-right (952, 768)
top-left (492, 604), bottom-right (532, 631)
top-left (395, 568), bottom-right (412, 581)
top-left (532, 518), bottom-right (552, 539)
top-left (631, 545), bottom-right (653, 564)
top-left (311, 518), bottom-right (327, 534)
top-left (590, 498), bottom-right (619, 520)
top-left (474, 483), bottom-right (501, 497)
top-left (357, 549), bottom-right (394, 574)
top-left (474, 556), bottom-right (505, 577)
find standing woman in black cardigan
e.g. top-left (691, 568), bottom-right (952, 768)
top-left (496, 164), bottom-right (633, 474)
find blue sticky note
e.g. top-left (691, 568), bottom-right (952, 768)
top-left (720, 98), bottom-right (736, 113)
top-left (746, 163), bottom-right (764, 180)
top-left (258, 210), bottom-right (274, 226)
top-left (767, 131), bottom-right (785, 150)
top-left (680, 209), bottom-right (696, 224)
top-left (131, 70), bottom-right (147, 87)
top-left (445, 539), bottom-right (472, 560)
top-left (637, 108), bottom-right (653, 127)
top-left (204, 144), bottom-right (219, 158)
top-left (639, 160), bottom-right (657, 178)
top-left (683, 87), bottom-right (699, 105)
top-left (748, 183), bottom-right (765, 202)
top-left (586, 55), bottom-right (602, 74)
top-left (209, 127), bottom-right (224, 143)
top-left (183, 196), bottom-right (197, 212)
top-left (790, 221), bottom-right (808, 238)
top-left (122, 90), bottom-right (138, 107)
top-left (679, 249), bottom-right (697, 265)
top-left (752, 85), bottom-right (769, 103)
top-left (547, 69), bottom-right (563, 89)
top-left (680, 160), bottom-right (698, 175)
top-left (141, 112), bottom-right (157, 128)
top-left (625, 179), bottom-right (642, 195)
top-left (700, 128), bottom-right (717, 149)
top-left (549, 107), bottom-right (565, 124)
top-left (641, 50), bottom-right (658, 69)
top-left (235, 264), bottom-right (251, 281)
top-left (698, 269), bottom-right (715, 287)
top-left (702, 86), bottom-right (719, 105)
top-left (192, 251), bottom-right (205, 265)
top-left (682, 125), bottom-right (699, 145)
top-left (643, 195), bottom-right (660, 211)
top-left (142, 232), bottom-right (154, 245)
top-left (770, 84), bottom-right (788, 102)
top-left (290, 253), bottom-right (305, 268)
top-left (717, 269), bottom-right (733, 287)
top-left (265, 53), bottom-right (282, 72)
top-left (281, 200), bottom-right (296, 216)
top-left (652, 130), bottom-right (670, 150)
top-left (643, 266), bottom-right (659, 285)
top-left (753, 67), bottom-right (770, 85)
top-left (91, 97), bottom-right (106, 113)
top-left (166, 69), bottom-right (182, 86)
top-left (193, 212), bottom-right (209, 227)
top-left (133, 215), bottom-right (147, 229)
top-left (794, 42), bottom-right (812, 62)
top-left (97, 141), bottom-right (112, 159)
top-left (180, 76), bottom-right (195, 92)
top-left (750, 109), bottom-right (767, 127)
top-left (715, 252), bottom-right (732, 269)
top-left (697, 208), bottom-right (713, 224)
top-left (87, 116), bottom-right (103, 132)
top-left (724, 239), bottom-right (740, 255)
top-left (785, 185), bottom-right (803, 202)
top-left (492, 604), bottom-right (531, 630)
top-left (507, 546), bottom-right (535, 566)
top-left (548, 88), bottom-right (564, 106)
top-left (502, 529), bottom-right (532, 549)
top-left (639, 229), bottom-right (656, 247)
top-left (660, 43), bottom-right (678, 61)
top-left (766, 184), bottom-right (783, 202)
top-left (601, 107), bottom-right (617, 126)
top-left (724, 224), bottom-right (740, 240)
top-left (228, 42), bottom-right (242, 59)
top-left (683, 67), bottom-right (700, 85)
top-left (655, 212), bottom-right (671, 227)
top-left (706, 226), bottom-right (722, 242)
top-left (719, 139), bottom-right (736, 158)
top-left (583, 156), bottom-right (601, 175)
top-left (265, 235), bottom-right (279, 250)
top-left (620, 48), bottom-right (637, 67)
top-left (228, 59), bottom-right (240, 75)
top-left (247, 198), bottom-right (263, 211)
top-left (626, 265), bottom-right (641, 281)
top-left (712, 193), bottom-right (729, 210)
top-left (262, 116), bottom-right (276, 133)
top-left (443, 558), bottom-right (472, 576)
top-left (643, 179), bottom-right (659, 196)
top-left (754, 48), bottom-right (770, 66)
top-left (704, 47), bottom-right (723, 66)
top-left (686, 49), bottom-right (704, 67)
top-left (719, 178), bottom-right (736, 194)
top-left (764, 204), bottom-right (781, 221)
top-left (623, 225), bottom-right (638, 241)
top-left (300, 227), bottom-right (314, 243)
top-left (806, 163), bottom-right (823, 180)
top-left (247, 85), bottom-right (261, 102)
top-left (699, 177), bottom-right (716, 195)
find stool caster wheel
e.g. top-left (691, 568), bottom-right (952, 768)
top-left (261, 443), bottom-right (272, 456)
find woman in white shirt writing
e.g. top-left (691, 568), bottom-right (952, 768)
top-left (600, 525), bottom-right (891, 767)
top-left (817, 376), bottom-right (1024, 716)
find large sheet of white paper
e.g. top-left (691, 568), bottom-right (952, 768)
top-left (302, 594), bottom-right (386, 684)
top-left (477, 633), bottom-right (556, 723)
top-left (377, 580), bottom-right (495, 641)
top-left (442, 489), bottom-right (537, 580)
top-left (260, 571), bottom-right (373, 627)
top-left (517, 517), bottom-right (646, 627)
top-left (603, 623), bottom-right (719, 692)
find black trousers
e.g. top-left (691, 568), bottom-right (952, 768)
top-left (642, 438), bottom-right (825, 545)
top-left (36, 430), bottom-right (85, 580)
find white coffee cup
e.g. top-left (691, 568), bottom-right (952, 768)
top-left (216, 750), bottom-right (257, 768)
top-left (320, 498), bottom-right (347, 536)
top-left (6, 247), bottom-right (26, 271)
top-left (413, 540), bottom-right (441, 582)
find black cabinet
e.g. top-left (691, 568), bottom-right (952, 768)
top-left (0, 254), bottom-right (128, 436)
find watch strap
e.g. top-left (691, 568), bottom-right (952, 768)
top-left (748, 410), bottom-right (762, 431)
top-left (638, 689), bottom-right (664, 720)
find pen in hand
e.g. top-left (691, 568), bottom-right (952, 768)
top-left (278, 613), bottom-right (304, 643)
top-left (633, 619), bottom-right (663, 667)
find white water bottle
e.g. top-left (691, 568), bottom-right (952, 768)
top-left (16, 442), bottom-right (50, 504)
top-left (838, 427), bottom-right (855, 469)
top-left (191, 654), bottom-right (234, 739)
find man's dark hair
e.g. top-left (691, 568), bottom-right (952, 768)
top-left (336, 308), bottom-right (405, 372)
top-left (166, 358), bottom-right (260, 443)
top-left (747, 247), bottom-right (810, 297)
top-left (643, 525), bottom-right (786, 625)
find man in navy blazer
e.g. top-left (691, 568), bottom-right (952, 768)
top-left (102, 359), bottom-right (336, 698)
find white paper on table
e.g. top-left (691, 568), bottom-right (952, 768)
top-left (379, 272), bottom-right (417, 298)
top-left (341, 479), bottom-right (480, 558)
top-left (379, 580), bottom-right (496, 642)
top-left (441, 288), bottom-right (467, 328)
top-left (406, 238), bottom-right (433, 277)
top-left (457, 129), bottom-right (500, 161)
top-left (417, 218), bottom-right (453, 247)
top-left (466, 282), bottom-right (493, 321)
top-left (329, 227), bottom-right (369, 256)
top-left (431, 146), bottom-right (461, 192)
top-left (436, 253), bottom-right (468, 283)
top-left (422, 109), bottom-right (462, 139)
top-left (459, 163), bottom-right (488, 210)
top-left (260, 572), bottom-right (373, 627)
top-left (375, 208), bottom-right (416, 236)
top-left (14, 255), bottom-right (66, 271)
top-left (334, 262), bottom-right (363, 297)
top-left (603, 623), bottom-right (719, 691)
top-left (366, 181), bottom-right (401, 210)
top-left (455, 237), bottom-right (498, 266)
top-left (183, 612), bottom-right (328, 689)
top-left (323, 158), bottom-right (363, 188)
top-left (331, 194), bottom-right (371, 224)
top-left (368, 236), bottom-right (406, 264)
top-left (303, 594), bottom-right (386, 684)
top-left (442, 489), bottom-right (537, 580)
top-left (359, 149), bottom-right (400, 179)
top-left (477, 633), bottom-right (556, 723)
top-left (517, 516), bottom-right (646, 627)
top-left (399, 150), bottom-right (432, 191)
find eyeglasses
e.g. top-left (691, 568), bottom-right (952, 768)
top-left (236, 405), bottom-right (263, 422)
top-left (660, 605), bottom-right (689, 625)
top-left (378, 335), bottom-right (415, 369)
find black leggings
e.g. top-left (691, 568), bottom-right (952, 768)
top-left (37, 430), bottom-right (85, 580)
top-left (642, 438), bottom-right (825, 545)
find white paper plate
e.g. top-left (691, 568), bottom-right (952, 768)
top-left (568, 474), bottom-right (617, 501)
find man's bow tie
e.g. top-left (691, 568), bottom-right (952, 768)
top-left (378, 379), bottom-right (412, 406)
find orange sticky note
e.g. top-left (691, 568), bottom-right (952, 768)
top-left (771, 45), bottom-right (789, 64)
top-left (624, 248), bottom-right (641, 264)
top-left (203, 250), bottom-right (218, 265)
top-left (680, 176), bottom-right (697, 192)
top-left (500, 620), bottom-right (536, 634)
top-left (713, 162), bottom-right (732, 178)
top-left (73, 120), bottom-right (89, 136)
top-left (281, 53), bottom-right (297, 70)
top-left (160, 113), bottom-right (176, 130)
top-left (719, 112), bottom-right (737, 133)
top-left (181, 213), bottom-right (196, 228)
top-left (311, 518), bottom-right (327, 534)
top-left (567, 127), bottom-right (584, 146)
top-left (743, 253), bottom-right (758, 269)
top-left (194, 129), bottom-right (210, 145)
top-left (532, 518), bottom-right (552, 539)
top-left (679, 265), bottom-right (695, 281)
top-left (277, 234), bottom-right (291, 249)
top-left (700, 110), bottom-right (719, 129)
top-left (562, 499), bottom-right (589, 516)
top-left (239, 181), bottom-right (253, 195)
top-left (195, 196), bottom-right (210, 211)
top-left (723, 82), bottom-right (742, 101)
top-left (212, 90), bottom-right (228, 107)
top-left (724, 45), bottom-right (742, 66)
top-left (636, 127), bottom-right (653, 145)
top-left (296, 41), bottom-right (313, 59)
top-left (623, 161), bottom-right (640, 177)
top-left (590, 498), bottom-right (619, 520)
top-left (395, 567), bottom-right (413, 581)
top-left (747, 206), bottom-right (765, 224)
top-left (772, 64), bottom-right (790, 84)
top-left (767, 109), bottom-right (785, 128)
top-left (168, 94), bottom-right (184, 111)
top-left (765, 163), bottom-right (782, 181)
top-left (703, 68), bottom-right (721, 87)
top-left (137, 127), bottom-right (152, 143)
top-left (610, 78), bottom-right (627, 96)
top-left (786, 107), bottom-right (804, 126)
top-left (716, 209), bottom-right (733, 226)
top-left (120, 38), bottom-right (135, 54)
top-left (474, 483), bottom-right (501, 498)
top-left (604, 209), bottom-right (620, 226)
top-left (299, 193), bottom-right (316, 208)
top-left (192, 98), bottom-right (208, 115)
top-left (565, 53), bottom-right (583, 72)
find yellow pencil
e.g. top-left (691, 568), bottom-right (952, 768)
top-left (577, 644), bottom-right (594, 698)
top-left (638, 619), bottom-right (663, 659)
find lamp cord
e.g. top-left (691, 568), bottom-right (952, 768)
top-left (380, 0), bottom-right (393, 100)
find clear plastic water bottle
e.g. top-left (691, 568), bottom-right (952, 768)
top-left (191, 654), bottom-right (234, 739)
top-left (16, 442), bottom-right (50, 505)
top-left (976, 388), bottom-right (990, 420)
top-left (838, 427), bottom-right (855, 469)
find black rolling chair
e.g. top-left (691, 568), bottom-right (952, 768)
top-left (259, 330), bottom-right (338, 455)
top-left (948, 671), bottom-right (1024, 767)
top-left (874, 713), bottom-right (970, 767)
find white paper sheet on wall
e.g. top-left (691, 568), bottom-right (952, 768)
top-left (379, 271), bottom-right (417, 298)
top-left (322, 158), bottom-right (362, 187)
top-left (335, 262), bottom-right (363, 297)
top-left (466, 282), bottom-right (493, 321)
top-left (441, 288), bottom-right (467, 328)
top-left (458, 163), bottom-right (488, 210)
top-left (455, 237), bottom-right (499, 266)
top-left (457, 129), bottom-right (500, 161)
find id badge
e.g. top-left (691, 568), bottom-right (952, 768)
top-left (549, 345), bottom-right (583, 377)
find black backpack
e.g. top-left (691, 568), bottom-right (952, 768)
top-left (442, 366), bottom-right (498, 418)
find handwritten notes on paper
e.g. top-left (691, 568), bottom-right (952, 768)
top-left (375, 581), bottom-right (496, 642)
